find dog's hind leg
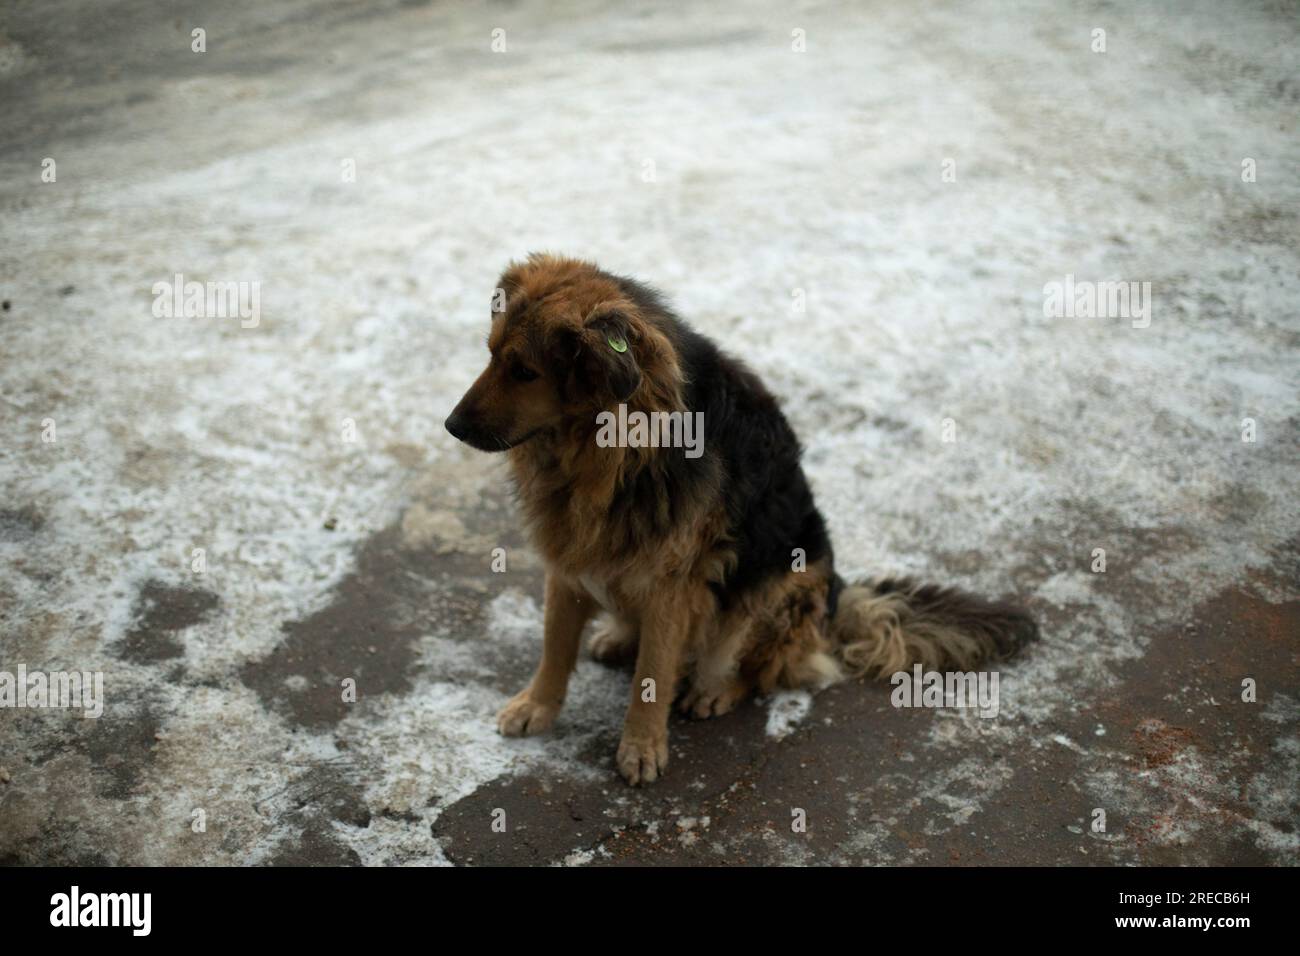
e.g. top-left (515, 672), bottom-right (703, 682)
top-left (589, 613), bottom-right (639, 665)
top-left (498, 572), bottom-right (595, 737)
top-left (680, 610), bottom-right (753, 718)
top-left (679, 674), bottom-right (751, 719)
top-left (738, 561), bottom-right (842, 694)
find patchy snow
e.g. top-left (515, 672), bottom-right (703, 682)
top-left (1, 0), bottom-right (1297, 864)
top-left (765, 690), bottom-right (814, 740)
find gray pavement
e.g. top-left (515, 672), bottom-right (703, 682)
top-left (0, 0), bottom-right (1297, 865)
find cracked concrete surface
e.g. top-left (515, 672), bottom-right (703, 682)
top-left (1, 0), bottom-right (1297, 865)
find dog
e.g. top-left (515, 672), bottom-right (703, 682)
top-left (446, 254), bottom-right (1037, 785)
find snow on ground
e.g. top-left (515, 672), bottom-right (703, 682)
top-left (0, 0), bottom-right (1297, 864)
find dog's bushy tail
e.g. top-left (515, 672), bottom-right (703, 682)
top-left (829, 577), bottom-right (1038, 678)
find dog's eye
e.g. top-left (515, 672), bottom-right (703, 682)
top-left (511, 364), bottom-right (540, 383)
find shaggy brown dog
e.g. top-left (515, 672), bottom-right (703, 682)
top-left (446, 254), bottom-right (1037, 785)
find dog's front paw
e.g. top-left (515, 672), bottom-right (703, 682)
top-left (497, 690), bottom-right (560, 737)
top-left (616, 728), bottom-right (669, 785)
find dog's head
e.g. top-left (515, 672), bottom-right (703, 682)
top-left (445, 255), bottom-right (647, 452)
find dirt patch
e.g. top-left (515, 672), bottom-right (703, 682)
top-left (114, 580), bottom-right (220, 664)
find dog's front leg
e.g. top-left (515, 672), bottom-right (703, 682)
top-left (497, 572), bottom-right (594, 737)
top-left (617, 588), bottom-right (691, 785)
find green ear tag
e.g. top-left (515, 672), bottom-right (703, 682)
top-left (607, 334), bottom-right (628, 353)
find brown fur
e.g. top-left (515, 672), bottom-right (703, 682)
top-left (447, 254), bottom-right (1037, 785)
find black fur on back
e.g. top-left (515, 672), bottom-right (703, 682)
top-left (614, 274), bottom-right (834, 608)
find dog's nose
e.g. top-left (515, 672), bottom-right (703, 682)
top-left (445, 413), bottom-right (468, 442)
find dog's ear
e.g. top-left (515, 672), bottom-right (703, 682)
top-left (561, 308), bottom-right (642, 404)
